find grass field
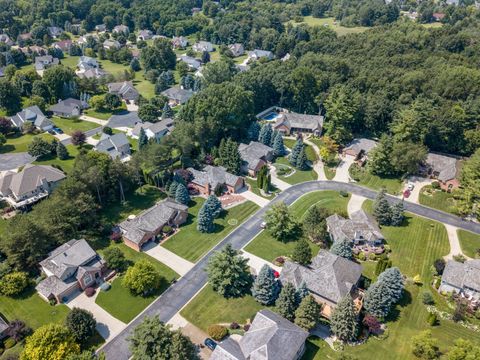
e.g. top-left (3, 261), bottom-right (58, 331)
top-left (350, 165), bottom-right (404, 195)
top-left (180, 285), bottom-right (263, 332)
top-left (245, 177), bottom-right (279, 199)
top-left (51, 117), bottom-right (98, 135)
top-left (284, 139), bottom-right (317, 162)
top-left (302, 336), bottom-right (336, 360)
top-left (162, 199), bottom-right (259, 262)
top-left (244, 191), bottom-right (350, 262)
top-left (457, 229), bottom-right (480, 258)
top-left (95, 243), bottom-right (178, 323)
top-left (33, 144), bottom-right (80, 174)
top-left (274, 157), bottom-right (317, 185)
top-left (288, 16), bottom-right (368, 36)
top-left (418, 186), bottom-right (458, 215)
top-left (0, 133), bottom-right (55, 154)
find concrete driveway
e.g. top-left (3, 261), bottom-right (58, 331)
top-left (332, 155), bottom-right (355, 182)
top-left (443, 224), bottom-right (464, 260)
top-left (241, 250), bottom-right (281, 274)
top-left (404, 176), bottom-right (432, 204)
top-left (144, 242), bottom-right (194, 276)
top-left (0, 153), bottom-right (35, 171)
top-left (239, 188), bottom-right (270, 207)
top-left (66, 291), bottom-right (126, 342)
top-left (347, 194), bottom-right (366, 217)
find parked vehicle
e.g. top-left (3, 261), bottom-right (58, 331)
top-left (204, 338), bottom-right (217, 350)
top-left (260, 221), bottom-right (267, 229)
top-left (407, 182), bottom-right (415, 191)
top-left (53, 127), bottom-right (64, 134)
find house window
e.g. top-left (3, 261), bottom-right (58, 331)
top-left (83, 273), bottom-right (92, 285)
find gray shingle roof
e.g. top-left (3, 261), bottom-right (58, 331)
top-left (131, 118), bottom-right (174, 137)
top-left (49, 98), bottom-right (87, 116)
top-left (274, 112), bottom-right (323, 132)
top-left (36, 275), bottom-right (77, 299)
top-left (106, 111), bottom-right (142, 129)
top-left (442, 259), bottom-right (480, 292)
top-left (426, 153), bottom-right (459, 182)
top-left (95, 133), bottom-right (130, 159)
top-left (238, 141), bottom-right (273, 171)
top-left (280, 250), bottom-right (362, 304)
top-left (9, 106), bottom-right (51, 129)
top-left (188, 165), bottom-right (241, 189)
top-left (161, 87), bottom-right (194, 104)
top-left (326, 210), bottom-right (384, 244)
top-left (34, 55), bottom-right (59, 70)
top-left (0, 316), bottom-right (8, 335)
top-left (107, 81), bottom-right (139, 100)
top-left (344, 138), bottom-right (378, 156)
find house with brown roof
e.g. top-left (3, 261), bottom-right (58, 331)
top-left (423, 153), bottom-right (461, 190)
top-left (119, 199), bottom-right (188, 251)
top-left (187, 166), bottom-right (244, 195)
top-left (238, 141), bottom-right (274, 176)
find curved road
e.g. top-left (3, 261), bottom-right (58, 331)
top-left (99, 180), bottom-right (480, 359)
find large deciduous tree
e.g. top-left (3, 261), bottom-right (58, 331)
top-left (122, 260), bottom-right (162, 296)
top-left (65, 308), bottom-right (96, 343)
top-left (264, 202), bottom-right (299, 241)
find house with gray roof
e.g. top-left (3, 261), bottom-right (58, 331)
top-left (36, 239), bottom-right (105, 303)
top-left (0, 33), bottom-right (14, 46)
top-left (106, 111), bottom-right (142, 129)
top-left (95, 24), bottom-right (107, 32)
top-left (53, 39), bottom-right (73, 52)
top-left (0, 316), bottom-right (8, 340)
top-left (77, 56), bottom-right (99, 72)
top-left (192, 41), bottom-right (214, 53)
top-left (238, 141), bottom-right (274, 176)
top-left (34, 55), bottom-right (59, 75)
top-left (9, 105), bottom-right (53, 131)
top-left (161, 86), bottom-right (194, 106)
top-left (77, 67), bottom-right (109, 79)
top-left (119, 199), bottom-right (188, 251)
top-left (131, 118), bottom-right (174, 141)
top-left (273, 109), bottom-right (323, 136)
top-left (247, 49), bottom-right (274, 62)
top-left (103, 39), bottom-right (121, 50)
top-left (0, 164), bottom-right (65, 208)
top-left (113, 25), bottom-right (129, 34)
top-left (179, 55), bottom-right (201, 70)
top-left (137, 29), bottom-right (153, 41)
top-left (47, 26), bottom-right (63, 38)
top-left (228, 43), bottom-right (245, 57)
top-left (280, 250), bottom-right (363, 317)
top-left (343, 138), bottom-right (378, 164)
top-left (172, 36), bottom-right (188, 49)
top-left (440, 259), bottom-right (480, 301)
top-left (211, 309), bottom-right (308, 360)
top-left (94, 133), bottom-right (131, 160)
top-left (107, 81), bottom-right (139, 102)
top-left (49, 98), bottom-right (88, 118)
top-left (187, 165), bottom-right (244, 196)
top-left (423, 153), bottom-right (461, 190)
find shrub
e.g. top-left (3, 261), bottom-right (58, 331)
top-left (274, 256), bottom-right (285, 265)
top-left (229, 322), bottom-right (239, 330)
top-left (3, 338), bottom-right (16, 349)
top-left (110, 232), bottom-right (122, 243)
top-left (368, 253), bottom-right (377, 261)
top-left (384, 245), bottom-right (391, 253)
top-left (339, 191), bottom-right (348, 197)
top-left (84, 287), bottom-right (95, 297)
top-left (162, 225), bottom-right (173, 234)
top-left (453, 254), bottom-right (466, 263)
top-left (422, 291), bottom-right (435, 305)
top-left (358, 252), bottom-right (366, 261)
top-left (434, 278), bottom-right (441, 289)
top-left (427, 312), bottom-right (438, 326)
top-left (207, 325), bottom-right (228, 341)
top-left (431, 181), bottom-right (440, 190)
top-left (0, 271), bottom-right (29, 296)
top-left (103, 247), bottom-right (127, 272)
top-left (243, 324), bottom-right (250, 331)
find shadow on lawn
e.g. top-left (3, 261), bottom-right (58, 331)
top-left (385, 289), bottom-right (413, 323)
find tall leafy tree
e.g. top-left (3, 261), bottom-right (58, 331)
top-left (292, 239), bottom-right (312, 265)
top-left (122, 260), bottom-right (162, 296)
top-left (65, 308), bottom-right (96, 343)
top-left (252, 264), bottom-right (280, 305)
top-left (457, 148), bottom-right (480, 218)
top-left (368, 135), bottom-right (395, 176)
top-left (330, 294), bottom-right (358, 343)
top-left (303, 205), bottom-right (329, 244)
top-left (276, 283), bottom-right (299, 322)
top-left (264, 202), bottom-right (299, 241)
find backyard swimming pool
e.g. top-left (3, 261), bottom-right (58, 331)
top-left (262, 111), bottom-right (280, 121)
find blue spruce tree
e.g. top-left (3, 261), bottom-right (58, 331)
top-left (252, 264), bottom-right (280, 305)
top-left (175, 183), bottom-right (190, 205)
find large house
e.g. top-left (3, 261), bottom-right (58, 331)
top-left (228, 43), bottom-right (245, 57)
top-left (137, 29), bottom-right (153, 41)
top-left (94, 133), bottom-right (131, 160)
top-left (9, 106), bottom-right (53, 131)
top-left (238, 141), bottom-right (274, 176)
top-left (192, 41), bottom-right (214, 52)
top-left (36, 239), bottom-right (105, 303)
top-left (440, 259), bottom-right (480, 301)
top-left (131, 118), bottom-right (174, 141)
top-left (423, 153), bottom-right (461, 190)
top-left (47, 26), bottom-right (63, 38)
top-left (53, 39), bottom-right (73, 52)
top-left (247, 49), bottom-right (274, 62)
top-left (49, 98), bottom-right (88, 118)
top-left (257, 107), bottom-right (324, 136)
top-left (0, 164), bottom-right (66, 208)
top-left (113, 25), bottom-right (129, 34)
top-left (187, 165), bottom-right (245, 195)
top-left (280, 250), bottom-right (363, 317)
top-left (179, 55), bottom-right (201, 70)
top-left (172, 36), bottom-right (188, 49)
top-left (34, 55), bottom-right (59, 75)
top-left (77, 67), bottom-right (109, 80)
top-left (107, 81), bottom-right (139, 102)
top-left (106, 111), bottom-right (142, 129)
top-left (343, 138), bottom-right (378, 165)
top-left (103, 39), bottom-right (121, 50)
top-left (77, 56), bottom-right (99, 72)
top-left (119, 199), bottom-right (188, 251)
top-left (211, 309), bottom-right (308, 360)
top-left (161, 87), bottom-right (194, 106)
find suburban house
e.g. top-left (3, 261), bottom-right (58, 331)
top-left (440, 259), bottom-right (480, 301)
top-left (36, 239), bottom-right (105, 303)
top-left (20, 45), bottom-right (46, 56)
top-left (53, 39), bottom-right (73, 52)
top-left (137, 29), bottom-right (153, 41)
top-left (187, 165), bottom-right (245, 195)
top-left (343, 138), bottom-right (378, 165)
top-left (113, 25), bottom-right (129, 34)
top-left (0, 164), bottom-right (66, 208)
top-left (9, 106), bottom-right (53, 131)
top-left (119, 199), bottom-right (188, 251)
top-left (172, 36), bottom-right (188, 49)
top-left (34, 55), bottom-right (59, 75)
top-left (280, 250), bottom-right (363, 317)
top-left (257, 107), bottom-right (324, 136)
top-left (238, 141), bottom-right (274, 176)
top-left (131, 118), bottom-right (174, 140)
top-left (49, 98), bottom-right (88, 118)
top-left (0, 33), bottom-right (14, 46)
top-left (77, 56), bottom-right (99, 72)
top-left (103, 39), bottom-right (121, 50)
top-left (423, 153), bottom-right (461, 190)
top-left (106, 111), bottom-right (142, 129)
top-left (228, 43), bottom-right (245, 57)
top-left (211, 309), bottom-right (308, 360)
top-left (326, 210), bottom-right (385, 254)
top-left (161, 86), bottom-right (194, 106)
top-left (95, 24), bottom-right (107, 32)
top-left (179, 55), bottom-right (201, 70)
top-left (77, 67), bottom-right (109, 79)
top-left (192, 41), bottom-right (214, 52)
top-left (94, 133), bottom-right (131, 160)
top-left (0, 317), bottom-right (8, 340)
top-left (107, 81), bottom-right (140, 102)
top-left (247, 49), bottom-right (274, 62)
top-left (47, 26), bottom-right (63, 38)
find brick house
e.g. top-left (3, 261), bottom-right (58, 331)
top-left (238, 141), bottom-right (274, 177)
top-left (187, 166), bottom-right (245, 195)
top-left (423, 153), bottom-right (461, 191)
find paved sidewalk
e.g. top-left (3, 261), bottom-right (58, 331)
top-left (347, 194), bottom-right (366, 217)
top-left (241, 250), bottom-right (281, 274)
top-left (144, 242), bottom-right (195, 276)
top-left (238, 189), bottom-right (270, 207)
top-left (332, 155), bottom-right (355, 182)
top-left (80, 115), bottom-right (108, 126)
top-left (66, 292), bottom-right (126, 341)
top-left (269, 166), bottom-right (291, 191)
top-left (443, 224), bottom-right (464, 260)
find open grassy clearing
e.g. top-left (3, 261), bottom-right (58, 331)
top-left (274, 157), bottom-right (317, 185)
top-left (288, 16), bottom-right (368, 36)
top-left (244, 191), bottom-right (350, 262)
top-left (162, 199), bottom-right (259, 262)
top-left (457, 229), bottom-right (480, 258)
top-left (350, 165), bottom-right (404, 195)
top-left (418, 185), bottom-right (458, 215)
top-left (51, 116), bottom-right (99, 135)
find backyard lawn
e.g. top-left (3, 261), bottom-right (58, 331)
top-left (457, 229), bottom-right (480, 258)
top-left (288, 16), bottom-right (368, 36)
top-left (244, 191), bottom-right (350, 262)
top-left (162, 199), bottom-right (259, 262)
top-left (0, 133), bottom-right (55, 154)
top-left (51, 117), bottom-right (99, 135)
top-left (418, 186), bottom-right (458, 215)
top-left (302, 336), bottom-right (336, 360)
top-left (33, 144), bottom-right (80, 174)
top-left (274, 157), bottom-right (317, 185)
top-left (350, 165), bottom-right (403, 195)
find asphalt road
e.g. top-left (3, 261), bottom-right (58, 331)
top-left (98, 180), bottom-right (480, 359)
top-left (60, 126), bottom-right (103, 145)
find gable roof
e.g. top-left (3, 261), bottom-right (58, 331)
top-left (34, 55), bottom-right (59, 70)
top-left (9, 106), bottom-right (51, 129)
top-left (238, 141), bottom-right (273, 170)
top-left (442, 259), bottom-right (480, 292)
top-left (131, 118), bottom-right (174, 137)
top-left (106, 111), bottom-right (142, 129)
top-left (344, 138), bottom-right (378, 156)
top-left (49, 98), bottom-right (87, 115)
top-left (161, 87), bottom-right (194, 104)
top-left (274, 112), bottom-right (323, 132)
top-left (326, 210), bottom-right (384, 244)
top-left (425, 153), bottom-right (459, 182)
top-left (188, 165), bottom-right (242, 189)
top-left (95, 133), bottom-right (130, 159)
top-left (280, 250), bottom-right (362, 304)
top-left (107, 81), bottom-right (139, 100)
top-left (248, 49), bottom-right (273, 59)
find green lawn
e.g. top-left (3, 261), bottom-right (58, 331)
top-left (418, 186), bottom-right (458, 215)
top-left (457, 229), bottom-right (480, 258)
top-left (288, 16), bottom-right (369, 36)
top-left (162, 199), bottom-right (260, 262)
top-left (0, 133), bottom-right (55, 154)
top-left (302, 336), bottom-right (336, 360)
top-left (51, 117), bottom-right (99, 135)
top-left (284, 139), bottom-right (317, 162)
top-left (245, 177), bottom-right (279, 199)
top-left (274, 157), bottom-right (317, 185)
top-left (180, 285), bottom-right (264, 332)
top-left (95, 243), bottom-right (178, 323)
top-left (33, 144), bottom-right (79, 174)
top-left (350, 164), bottom-right (403, 195)
top-left (244, 191), bottom-right (350, 262)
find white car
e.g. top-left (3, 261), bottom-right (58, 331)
top-left (260, 221), bottom-right (267, 229)
top-left (407, 183), bottom-right (415, 191)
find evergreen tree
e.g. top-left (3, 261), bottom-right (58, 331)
top-left (56, 141), bottom-right (68, 160)
top-left (248, 122), bottom-right (261, 141)
top-left (368, 135), bottom-right (395, 176)
top-left (330, 239), bottom-right (353, 260)
top-left (175, 183), bottom-right (190, 205)
top-left (162, 102), bottom-right (174, 119)
top-left (373, 189), bottom-right (392, 225)
top-left (252, 264), bottom-right (280, 305)
top-left (330, 294), bottom-right (358, 343)
top-left (168, 181), bottom-right (179, 198)
top-left (296, 281), bottom-right (309, 303)
top-left (257, 165), bottom-right (268, 191)
top-left (390, 201), bottom-right (404, 226)
top-left (197, 201), bottom-right (214, 233)
top-left (218, 138), bottom-right (241, 175)
top-left (205, 195), bottom-right (222, 218)
top-left (295, 146), bottom-right (308, 170)
top-left (294, 295), bottom-right (321, 330)
top-left (270, 130), bottom-right (279, 147)
top-left (378, 267), bottom-right (404, 303)
top-left (201, 51), bottom-right (210, 64)
top-left (364, 267), bottom-right (404, 318)
top-left (273, 133), bottom-right (286, 157)
top-left (276, 283), bottom-right (299, 321)
top-left (374, 258), bottom-right (392, 276)
top-left (138, 127), bottom-right (148, 151)
top-left (292, 239), bottom-right (312, 265)
top-left (258, 123), bottom-right (272, 146)
top-left (289, 139), bottom-right (303, 166)
top-left (130, 57), bottom-right (141, 71)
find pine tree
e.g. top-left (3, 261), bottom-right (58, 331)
top-left (289, 139), bottom-right (303, 166)
top-left (276, 283), bottom-right (299, 322)
top-left (273, 133), bottom-right (285, 157)
top-left (252, 264), bottom-right (280, 305)
top-left (138, 127), bottom-right (148, 151)
top-left (292, 239), bottom-right (312, 265)
top-left (162, 102), bottom-right (174, 119)
top-left (294, 295), bottom-right (321, 330)
top-left (257, 165), bottom-right (268, 190)
top-left (390, 201), bottom-right (404, 226)
top-left (295, 146), bottom-right (308, 170)
top-left (330, 239), bottom-right (353, 260)
top-left (56, 141), bottom-right (68, 160)
top-left (374, 258), bottom-right (392, 276)
top-left (197, 201), bottom-right (214, 233)
top-left (364, 267), bottom-right (404, 319)
top-left (296, 281), bottom-right (309, 303)
top-left (258, 123), bottom-right (272, 146)
top-left (373, 189), bottom-right (392, 225)
top-left (205, 195), bottom-right (222, 218)
top-left (225, 139), bottom-right (241, 175)
top-left (248, 122), bottom-right (261, 141)
top-left (175, 183), bottom-right (190, 205)
top-left (168, 181), bottom-right (179, 198)
top-left (378, 267), bottom-right (404, 303)
top-left (270, 130), bottom-right (279, 147)
top-left (330, 295), bottom-right (358, 343)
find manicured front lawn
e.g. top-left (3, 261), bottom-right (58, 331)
top-left (349, 164), bottom-right (403, 195)
top-left (0, 133), bottom-right (55, 154)
top-left (284, 139), bottom-right (317, 162)
top-left (51, 117), bottom-right (99, 135)
top-left (162, 199), bottom-right (260, 262)
top-left (180, 285), bottom-right (263, 332)
top-left (457, 229), bottom-right (480, 258)
top-left (245, 177), bottom-right (279, 199)
top-left (274, 157), bottom-right (317, 185)
top-left (418, 186), bottom-right (458, 215)
top-left (244, 191), bottom-right (350, 262)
